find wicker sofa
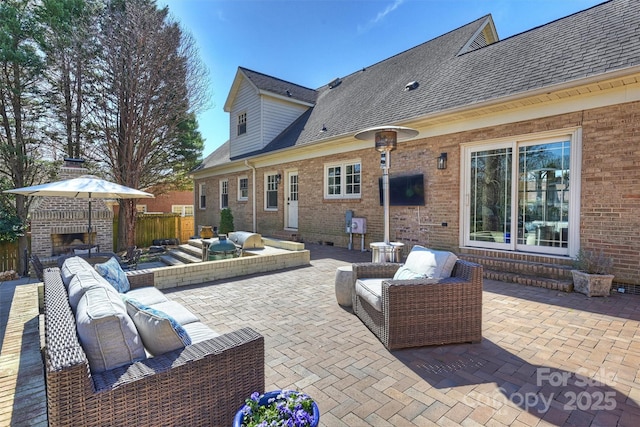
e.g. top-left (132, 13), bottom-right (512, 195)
top-left (352, 247), bottom-right (483, 350)
top-left (42, 261), bottom-right (264, 427)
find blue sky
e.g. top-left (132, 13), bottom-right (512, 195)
top-left (157, 0), bottom-right (605, 156)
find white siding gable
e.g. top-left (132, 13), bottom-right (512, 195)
top-left (228, 75), bottom-right (311, 159)
top-left (261, 95), bottom-right (309, 145)
top-left (229, 79), bottom-right (261, 158)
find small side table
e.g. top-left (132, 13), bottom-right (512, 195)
top-left (335, 265), bottom-right (354, 307)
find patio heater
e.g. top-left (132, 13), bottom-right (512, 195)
top-left (354, 125), bottom-right (418, 262)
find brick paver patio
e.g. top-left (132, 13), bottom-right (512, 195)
top-left (1, 243), bottom-right (640, 426)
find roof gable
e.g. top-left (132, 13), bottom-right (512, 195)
top-left (457, 15), bottom-right (499, 55)
top-left (224, 67), bottom-right (317, 112)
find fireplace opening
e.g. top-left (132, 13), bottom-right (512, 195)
top-left (50, 232), bottom-right (97, 256)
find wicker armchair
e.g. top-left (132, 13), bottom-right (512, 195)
top-left (352, 259), bottom-right (483, 350)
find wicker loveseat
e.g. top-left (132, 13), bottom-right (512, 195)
top-left (42, 262), bottom-right (264, 427)
top-left (352, 246), bottom-right (483, 350)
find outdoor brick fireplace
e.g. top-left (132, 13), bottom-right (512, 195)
top-left (30, 159), bottom-right (114, 258)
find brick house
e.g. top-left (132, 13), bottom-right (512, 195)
top-left (193, 0), bottom-right (640, 286)
top-left (134, 189), bottom-right (194, 216)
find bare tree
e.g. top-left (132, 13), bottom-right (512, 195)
top-left (93, 0), bottom-right (209, 250)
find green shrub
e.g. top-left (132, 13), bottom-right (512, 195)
top-left (219, 208), bottom-right (234, 235)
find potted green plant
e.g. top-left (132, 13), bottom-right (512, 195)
top-left (571, 249), bottom-right (615, 297)
top-left (233, 390), bottom-right (320, 427)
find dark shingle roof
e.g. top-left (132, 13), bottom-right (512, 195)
top-left (202, 0), bottom-right (640, 167)
top-left (281, 0), bottom-right (640, 148)
top-left (239, 67), bottom-right (318, 105)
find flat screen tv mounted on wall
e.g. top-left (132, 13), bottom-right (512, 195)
top-left (379, 174), bottom-right (425, 206)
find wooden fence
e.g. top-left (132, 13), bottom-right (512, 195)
top-left (0, 241), bottom-right (20, 272)
top-left (113, 214), bottom-right (194, 249)
top-left (0, 215), bottom-right (195, 273)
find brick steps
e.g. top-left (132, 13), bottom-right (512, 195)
top-left (161, 243), bottom-right (204, 266)
top-left (458, 250), bottom-right (575, 292)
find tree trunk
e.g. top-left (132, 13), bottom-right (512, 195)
top-left (117, 199), bottom-right (136, 252)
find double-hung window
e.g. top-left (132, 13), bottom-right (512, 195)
top-left (325, 161), bottom-right (361, 199)
top-left (237, 112), bottom-right (247, 136)
top-left (198, 183), bottom-right (206, 209)
top-left (265, 174), bottom-right (278, 210)
top-left (220, 179), bottom-right (228, 209)
top-left (238, 177), bottom-right (249, 201)
top-left (172, 205), bottom-right (194, 216)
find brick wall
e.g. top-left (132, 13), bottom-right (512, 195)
top-left (579, 102), bottom-right (640, 285)
top-left (195, 100), bottom-right (640, 284)
top-left (30, 163), bottom-right (114, 257)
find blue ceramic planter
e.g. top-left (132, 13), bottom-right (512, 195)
top-left (233, 390), bottom-right (320, 427)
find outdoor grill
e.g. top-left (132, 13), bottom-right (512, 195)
top-left (208, 235), bottom-right (239, 260)
top-left (227, 231), bottom-right (264, 249)
top-left (207, 231), bottom-right (263, 260)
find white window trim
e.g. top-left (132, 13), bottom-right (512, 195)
top-left (219, 179), bottom-right (229, 209)
top-left (172, 205), bottom-right (194, 216)
top-left (238, 176), bottom-right (249, 201)
top-left (198, 183), bottom-right (206, 210)
top-left (237, 111), bottom-right (247, 136)
top-left (324, 159), bottom-right (362, 200)
top-left (460, 127), bottom-right (582, 257)
top-left (264, 172), bottom-right (279, 211)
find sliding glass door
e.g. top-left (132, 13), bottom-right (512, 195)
top-left (463, 131), bottom-right (580, 256)
top-left (468, 146), bottom-right (513, 246)
top-left (517, 141), bottom-right (570, 250)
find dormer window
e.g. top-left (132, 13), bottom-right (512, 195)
top-left (237, 112), bottom-right (247, 136)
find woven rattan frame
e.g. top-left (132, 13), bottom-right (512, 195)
top-left (352, 259), bottom-right (483, 350)
top-left (43, 267), bottom-right (264, 426)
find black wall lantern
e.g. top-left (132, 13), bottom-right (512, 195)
top-left (437, 152), bottom-right (447, 170)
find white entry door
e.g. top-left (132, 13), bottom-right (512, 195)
top-left (286, 171), bottom-right (298, 229)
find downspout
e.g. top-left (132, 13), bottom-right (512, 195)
top-left (245, 160), bottom-right (257, 232)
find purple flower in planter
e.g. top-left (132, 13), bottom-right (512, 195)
top-left (237, 390), bottom-right (318, 427)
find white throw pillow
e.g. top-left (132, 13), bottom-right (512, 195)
top-left (75, 287), bottom-right (146, 373)
top-left (393, 245), bottom-right (458, 279)
top-left (393, 265), bottom-right (427, 280)
top-left (67, 268), bottom-right (118, 312)
top-left (61, 256), bottom-right (93, 287)
top-left (124, 298), bottom-right (192, 356)
top-left (73, 247), bottom-right (99, 255)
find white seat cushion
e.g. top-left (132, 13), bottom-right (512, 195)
top-left (125, 286), bottom-right (169, 305)
top-left (355, 278), bottom-right (384, 312)
top-left (150, 301), bottom-right (199, 325)
top-left (182, 322), bottom-right (220, 344)
top-left (393, 245), bottom-right (458, 280)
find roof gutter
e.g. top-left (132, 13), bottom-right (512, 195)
top-left (244, 160), bottom-right (257, 232)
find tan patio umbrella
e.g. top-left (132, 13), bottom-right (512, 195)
top-left (5, 175), bottom-right (154, 254)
